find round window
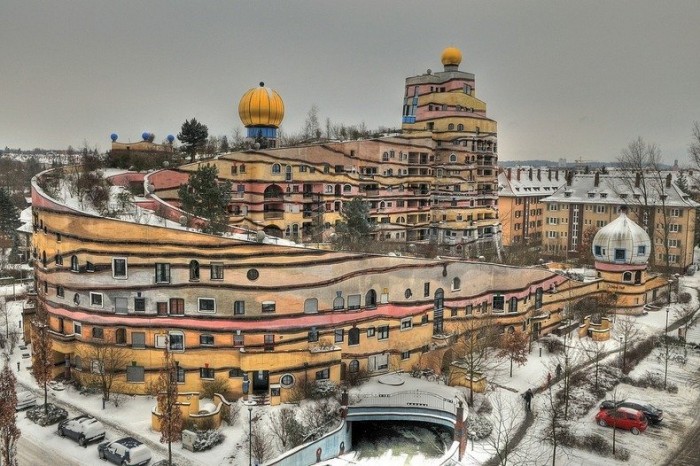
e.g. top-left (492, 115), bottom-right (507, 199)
top-left (280, 374), bottom-right (295, 388)
top-left (247, 269), bottom-right (259, 281)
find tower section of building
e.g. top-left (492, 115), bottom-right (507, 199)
top-left (238, 82), bottom-right (284, 148)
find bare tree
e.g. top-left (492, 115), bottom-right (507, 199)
top-left (498, 330), bottom-right (529, 378)
top-left (247, 421), bottom-right (272, 464)
top-left (449, 317), bottom-right (504, 406)
top-left (580, 338), bottom-right (606, 392)
top-left (689, 121), bottom-right (700, 171)
top-left (153, 345), bottom-right (182, 466)
top-left (80, 341), bottom-right (130, 403)
top-left (486, 392), bottom-right (524, 466)
top-left (267, 407), bottom-right (305, 453)
top-left (540, 384), bottom-right (568, 466)
top-left (616, 315), bottom-right (641, 373)
top-left (673, 291), bottom-right (697, 338)
top-left (0, 361), bottom-right (19, 466)
top-left (31, 302), bottom-right (53, 414)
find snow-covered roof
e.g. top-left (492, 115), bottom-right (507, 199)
top-left (592, 212), bottom-right (651, 265)
top-left (498, 170), bottom-right (566, 197)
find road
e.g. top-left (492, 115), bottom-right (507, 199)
top-left (17, 434), bottom-right (81, 466)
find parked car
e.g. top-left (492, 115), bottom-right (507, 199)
top-left (595, 407), bottom-right (648, 434)
top-left (98, 437), bottom-right (151, 466)
top-left (16, 391), bottom-right (36, 410)
top-left (600, 399), bottom-right (663, 424)
top-left (57, 414), bottom-right (106, 447)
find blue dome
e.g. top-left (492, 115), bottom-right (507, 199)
top-left (167, 134), bottom-right (175, 143)
top-left (110, 133), bottom-right (118, 142)
top-left (142, 131), bottom-right (150, 141)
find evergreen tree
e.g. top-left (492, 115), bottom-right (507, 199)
top-left (177, 118), bottom-right (209, 162)
top-left (0, 189), bottom-right (20, 247)
top-left (178, 164), bottom-right (232, 235)
top-left (0, 361), bottom-right (19, 466)
top-left (219, 135), bottom-right (230, 153)
top-left (333, 197), bottom-right (373, 251)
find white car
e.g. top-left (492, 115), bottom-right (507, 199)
top-left (58, 414), bottom-right (106, 447)
top-left (16, 391), bottom-right (36, 410)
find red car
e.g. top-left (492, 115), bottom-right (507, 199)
top-left (596, 407), bottom-right (648, 435)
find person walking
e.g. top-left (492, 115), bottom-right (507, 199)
top-left (556, 363), bottom-right (562, 379)
top-left (523, 388), bottom-right (534, 412)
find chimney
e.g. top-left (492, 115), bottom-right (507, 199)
top-left (666, 173), bottom-right (672, 188)
top-left (548, 169), bottom-right (552, 181)
top-left (516, 169), bottom-right (521, 181)
top-left (594, 172), bottom-right (600, 187)
top-left (635, 172), bottom-right (641, 188)
top-left (537, 168), bottom-right (541, 181)
top-left (507, 168), bottom-right (512, 181)
top-left (528, 168), bottom-right (533, 181)
top-left (555, 170), bottom-right (559, 181)
top-left (566, 171), bottom-right (573, 186)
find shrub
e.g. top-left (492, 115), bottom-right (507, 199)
top-left (476, 397), bottom-right (493, 415)
top-left (678, 292), bottom-right (692, 304)
top-left (193, 429), bottom-right (225, 452)
top-left (344, 367), bottom-right (369, 387)
top-left (26, 404), bottom-right (68, 426)
top-left (200, 378), bottom-right (230, 400)
top-left (467, 414), bottom-right (493, 440)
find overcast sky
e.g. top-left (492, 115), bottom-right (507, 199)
top-left (2, 1), bottom-right (699, 163)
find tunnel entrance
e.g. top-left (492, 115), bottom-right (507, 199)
top-left (351, 420), bottom-right (453, 461)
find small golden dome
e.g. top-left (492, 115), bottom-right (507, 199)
top-left (441, 47), bottom-right (462, 66)
top-left (238, 82), bottom-right (285, 127)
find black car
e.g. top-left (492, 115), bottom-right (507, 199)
top-left (600, 399), bottom-right (663, 424)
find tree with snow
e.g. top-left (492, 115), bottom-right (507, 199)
top-left (333, 197), bottom-right (374, 252)
top-left (31, 302), bottom-right (54, 415)
top-left (177, 118), bottom-right (209, 163)
top-left (0, 360), bottom-right (19, 466)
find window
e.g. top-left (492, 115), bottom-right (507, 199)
top-left (90, 292), bottom-right (103, 307)
top-left (434, 288), bottom-right (444, 310)
top-left (170, 332), bottom-right (185, 351)
top-left (198, 298), bottom-right (216, 313)
top-left (401, 351), bottom-right (411, 360)
top-left (55, 254), bottom-right (63, 266)
top-left (112, 258), bottom-right (127, 278)
top-left (272, 164), bottom-right (281, 174)
top-left (637, 245), bottom-right (646, 255)
top-left (189, 260), bottom-right (200, 280)
top-left (509, 297), bottom-right (518, 313)
top-left (264, 334), bottom-right (275, 351)
top-left (333, 295), bottom-right (344, 310)
top-left (86, 261), bottom-right (94, 273)
top-left (210, 262), bottom-right (224, 280)
top-left (367, 327), bottom-right (375, 337)
top-left (132, 332), bottom-right (145, 349)
top-left (534, 287), bottom-right (543, 309)
top-left (493, 295), bottom-right (505, 311)
top-left (134, 297), bottom-right (146, 312)
top-left (614, 249), bottom-right (626, 261)
top-left (334, 329), bottom-right (344, 343)
top-left (401, 318), bottom-right (413, 330)
top-left (115, 328), bottom-right (126, 345)
top-left (304, 298), bottom-right (318, 314)
top-left (57, 286), bottom-right (64, 298)
top-left (423, 282), bottom-right (430, 297)
top-left (315, 368), bottom-right (330, 380)
top-left (170, 298), bottom-right (185, 315)
top-left (377, 325), bottom-right (389, 340)
top-left (73, 322), bottom-right (82, 335)
top-left (452, 277), bottom-right (461, 291)
top-left (92, 327), bottom-right (104, 339)
top-left (115, 297), bottom-right (128, 314)
top-left (126, 365), bottom-right (145, 383)
top-left (594, 246), bottom-right (602, 256)
top-left (308, 327), bottom-right (319, 342)
top-left (229, 368), bottom-right (245, 378)
top-left (155, 263), bottom-right (170, 283)
top-left (233, 333), bottom-right (244, 347)
top-left (623, 272), bottom-right (632, 282)
top-left (669, 224), bottom-right (681, 233)
top-left (348, 327), bottom-right (360, 345)
top-left (348, 360), bottom-right (360, 373)
top-left (200, 367), bottom-right (215, 379)
top-left (347, 294), bottom-right (361, 310)
top-left (280, 374), bottom-right (295, 387)
top-left (174, 365), bottom-right (185, 384)
top-left (262, 301), bottom-right (276, 313)
top-left (671, 208), bottom-right (681, 217)
top-left (466, 304), bottom-right (473, 316)
top-left (668, 239), bottom-right (679, 248)
top-left (71, 255), bottom-right (79, 272)
top-left (404, 289), bottom-right (412, 299)
top-left (200, 334), bottom-right (215, 346)
top-left (234, 300), bottom-right (246, 315)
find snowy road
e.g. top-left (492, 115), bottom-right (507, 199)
top-left (17, 434), bottom-right (81, 466)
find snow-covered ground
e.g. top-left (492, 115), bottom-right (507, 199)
top-left (6, 271), bottom-right (700, 465)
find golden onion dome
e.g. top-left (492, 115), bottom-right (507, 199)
top-left (238, 82), bottom-right (285, 127)
top-left (441, 47), bottom-right (462, 66)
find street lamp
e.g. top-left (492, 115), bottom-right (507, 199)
top-left (664, 279), bottom-right (672, 390)
top-left (243, 399), bottom-right (256, 466)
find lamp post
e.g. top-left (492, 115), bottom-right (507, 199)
top-left (664, 279), bottom-right (672, 390)
top-left (243, 399), bottom-right (256, 466)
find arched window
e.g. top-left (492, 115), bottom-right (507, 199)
top-left (365, 290), bottom-right (377, 308)
top-left (189, 260), bottom-right (200, 280)
top-left (448, 123), bottom-right (455, 131)
top-left (304, 298), bottom-right (318, 314)
top-left (70, 255), bottom-right (78, 272)
top-left (434, 288), bottom-right (444, 310)
top-left (115, 328), bottom-right (126, 345)
top-left (272, 164), bottom-right (281, 174)
top-left (343, 184), bottom-right (352, 193)
top-left (348, 360), bottom-right (360, 373)
top-left (333, 295), bottom-right (345, 310)
top-left (622, 272), bottom-right (632, 282)
top-left (634, 270), bottom-right (642, 284)
top-left (457, 124), bottom-right (464, 131)
top-left (449, 154), bottom-right (457, 163)
top-left (452, 277), bottom-right (461, 290)
top-left (404, 289), bottom-right (412, 299)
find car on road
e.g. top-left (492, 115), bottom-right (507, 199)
top-left (596, 407), bottom-right (648, 435)
top-left (16, 391), bottom-right (36, 410)
top-left (98, 437), bottom-right (151, 466)
top-left (57, 414), bottom-right (106, 447)
top-left (600, 399), bottom-right (663, 424)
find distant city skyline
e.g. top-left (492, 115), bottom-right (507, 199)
top-left (2, 0), bottom-right (699, 164)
